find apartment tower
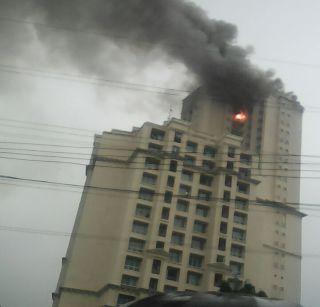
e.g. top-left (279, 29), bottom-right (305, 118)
top-left (52, 88), bottom-right (304, 307)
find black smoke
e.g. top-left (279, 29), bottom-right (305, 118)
top-left (3, 0), bottom-right (283, 107)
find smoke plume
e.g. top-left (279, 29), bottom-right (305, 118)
top-left (5, 0), bottom-right (282, 107)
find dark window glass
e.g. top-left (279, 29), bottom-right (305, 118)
top-left (189, 254), bottom-right (203, 268)
top-left (218, 238), bottom-right (226, 251)
top-left (117, 294), bottom-right (135, 306)
top-left (237, 182), bottom-right (250, 194)
top-left (164, 191), bottom-right (173, 203)
top-left (187, 271), bottom-right (202, 286)
top-left (158, 224), bottom-right (167, 237)
top-left (234, 212), bottom-right (247, 225)
top-left (171, 232), bottom-right (185, 246)
top-left (149, 278), bottom-right (158, 291)
top-left (232, 228), bottom-right (246, 242)
top-left (167, 267), bottom-right (180, 281)
top-left (228, 146), bottom-right (236, 158)
top-left (196, 205), bottom-right (209, 217)
top-left (167, 176), bottom-right (175, 187)
top-left (152, 259), bottom-right (161, 274)
top-left (161, 207), bottom-right (170, 220)
top-left (132, 221), bottom-right (148, 235)
top-left (191, 237), bottom-right (206, 250)
top-left (198, 190), bottom-right (211, 201)
top-left (179, 185), bottom-right (191, 197)
top-left (193, 220), bottom-right (207, 233)
top-left (240, 153), bottom-right (252, 165)
top-left (124, 256), bottom-right (142, 271)
top-left (156, 241), bottom-right (164, 249)
top-left (128, 238), bottom-right (145, 252)
top-left (169, 160), bottom-right (178, 172)
top-left (231, 244), bottom-right (245, 258)
top-left (220, 222), bottom-right (228, 234)
top-left (145, 157), bottom-right (160, 170)
top-left (200, 174), bottom-right (213, 186)
top-left (181, 170), bottom-right (193, 182)
top-left (230, 261), bottom-right (243, 277)
top-left (135, 204), bottom-right (151, 218)
top-left (138, 188), bottom-right (155, 201)
top-left (202, 160), bottom-right (215, 171)
top-left (121, 275), bottom-right (138, 287)
top-left (222, 206), bottom-right (229, 218)
top-left (214, 273), bottom-right (223, 287)
top-left (177, 199), bottom-right (189, 212)
top-left (169, 249), bottom-right (182, 263)
top-left (164, 285), bottom-right (177, 293)
top-left (225, 175), bottom-right (232, 187)
top-left (141, 172), bottom-right (157, 185)
top-left (184, 155), bottom-right (195, 166)
top-left (172, 146), bottom-right (180, 154)
top-left (186, 141), bottom-right (198, 153)
top-left (174, 131), bottom-right (183, 143)
top-left (148, 143), bottom-right (163, 152)
top-left (226, 161), bottom-right (234, 170)
top-left (203, 146), bottom-right (216, 157)
top-left (235, 197), bottom-right (248, 210)
top-left (150, 128), bottom-right (165, 141)
top-left (239, 168), bottom-right (251, 179)
top-left (174, 216), bottom-right (187, 229)
top-left (223, 191), bottom-right (231, 202)
top-left (216, 255), bottom-right (225, 263)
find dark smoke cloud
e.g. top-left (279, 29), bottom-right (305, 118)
top-left (3, 0), bottom-right (282, 107)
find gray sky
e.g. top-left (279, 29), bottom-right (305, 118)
top-left (0, 1), bottom-right (319, 306)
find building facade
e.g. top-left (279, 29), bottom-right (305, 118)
top-left (52, 90), bottom-right (304, 307)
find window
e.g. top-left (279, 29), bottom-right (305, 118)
top-left (145, 157), bottom-right (160, 170)
top-left (149, 278), bottom-right (158, 291)
top-left (150, 128), bottom-right (165, 141)
top-left (161, 207), bottom-right (170, 220)
top-left (132, 221), bottom-right (148, 235)
top-left (187, 271), bottom-right (202, 286)
top-left (228, 146), bottom-right (236, 158)
top-left (174, 216), bottom-right (187, 229)
top-left (172, 145), bottom-right (180, 154)
top-left (164, 191), bottom-right (173, 203)
top-left (230, 261), bottom-right (243, 277)
top-left (135, 204), bottom-right (151, 218)
top-left (232, 228), bottom-right (246, 242)
top-left (128, 238), bottom-right (145, 252)
top-left (235, 197), bottom-right (248, 210)
top-left (158, 224), bottom-right (167, 237)
top-left (169, 160), bottom-right (178, 172)
top-left (156, 241), bottom-right (164, 249)
top-left (218, 238), bottom-right (226, 251)
top-left (164, 285), bottom-right (177, 293)
top-left (214, 273), bottom-right (223, 287)
top-left (181, 170), bottom-right (193, 182)
top-left (174, 131), bottom-right (183, 143)
top-left (226, 161), bottom-right (234, 170)
top-left (200, 174), bottom-right (213, 186)
top-left (223, 191), bottom-right (230, 202)
top-left (198, 190), bottom-right (211, 201)
top-left (179, 185), bottom-right (191, 197)
top-left (203, 145), bottom-right (216, 157)
top-left (239, 168), bottom-right (251, 179)
top-left (234, 212), bottom-right (247, 225)
top-left (191, 236), bottom-right (206, 250)
top-left (186, 141), bottom-right (197, 153)
top-left (138, 188), bottom-right (154, 201)
top-left (121, 274), bottom-right (138, 287)
top-left (148, 143), bottom-right (163, 152)
top-left (221, 206), bottom-right (229, 218)
top-left (240, 153), bottom-right (252, 165)
top-left (216, 255), bottom-right (225, 263)
top-left (193, 220), bottom-right (207, 233)
top-left (124, 256), bottom-right (142, 271)
top-left (169, 249), bottom-right (182, 263)
top-left (189, 254), bottom-right (203, 268)
top-left (141, 172), bottom-right (157, 185)
top-left (167, 176), bottom-right (175, 187)
top-left (117, 294), bottom-right (135, 306)
top-left (177, 199), bottom-right (189, 212)
top-left (225, 175), bottom-right (232, 187)
top-left (167, 266), bottom-right (180, 281)
top-left (196, 205), bottom-right (209, 217)
top-left (202, 160), bottom-right (215, 171)
top-left (152, 259), bottom-right (161, 274)
top-left (171, 232), bottom-right (185, 246)
top-left (231, 244), bottom-right (245, 258)
top-left (184, 155), bottom-right (195, 166)
top-left (220, 222), bottom-right (228, 234)
top-left (237, 182), bottom-right (250, 194)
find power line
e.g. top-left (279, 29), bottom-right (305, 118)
top-left (0, 173), bottom-right (315, 209)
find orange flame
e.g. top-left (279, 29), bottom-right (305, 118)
top-left (233, 111), bottom-right (247, 123)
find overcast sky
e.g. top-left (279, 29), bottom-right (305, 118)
top-left (0, 1), bottom-right (320, 306)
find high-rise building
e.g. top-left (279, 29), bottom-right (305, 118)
top-left (52, 89), bottom-right (304, 307)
